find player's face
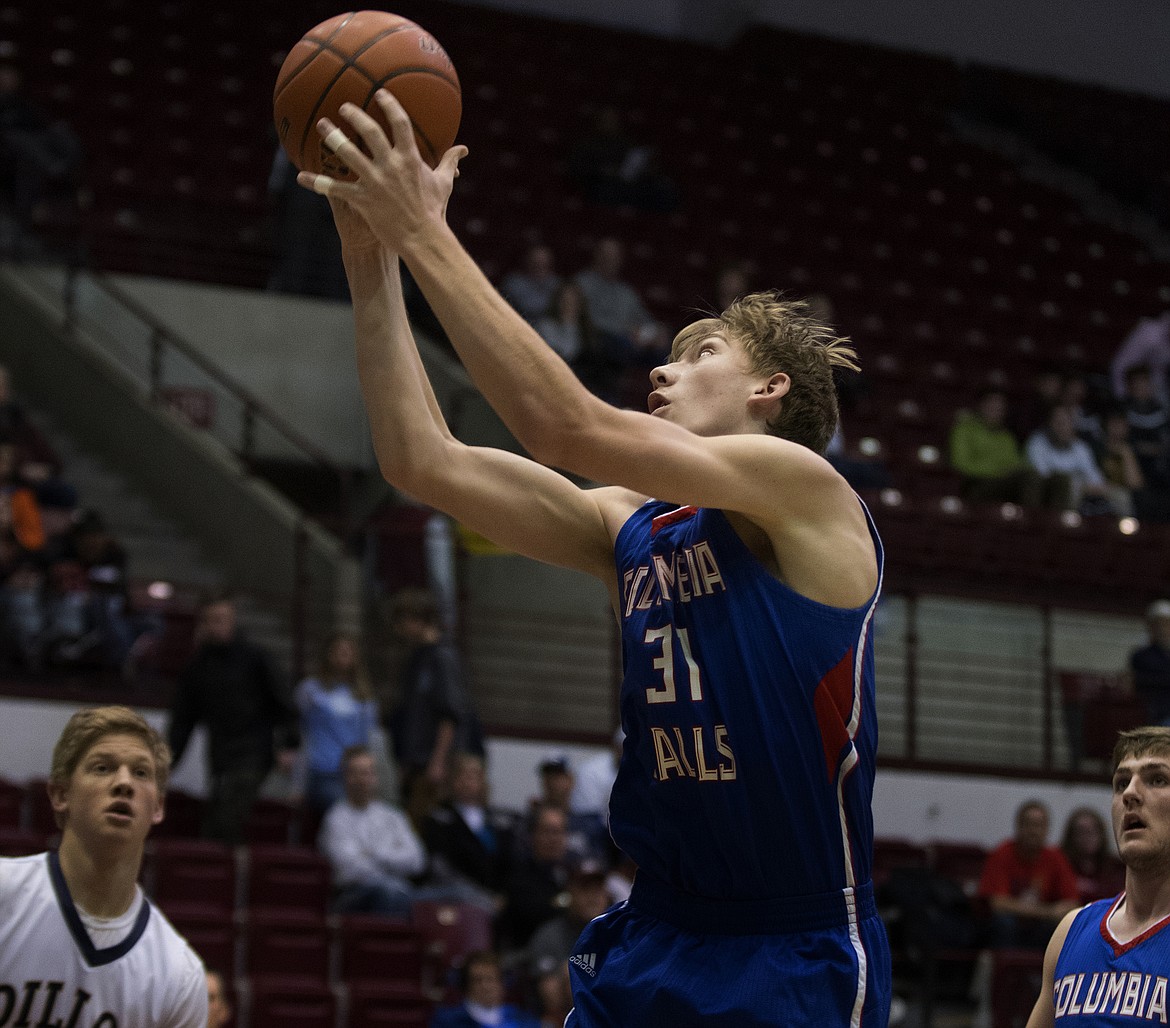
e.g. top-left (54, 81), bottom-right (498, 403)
top-left (53, 733), bottom-right (164, 846)
top-left (1112, 753), bottom-right (1170, 872)
top-left (648, 331), bottom-right (781, 438)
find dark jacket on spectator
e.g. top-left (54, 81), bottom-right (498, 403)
top-left (169, 636), bottom-right (299, 775)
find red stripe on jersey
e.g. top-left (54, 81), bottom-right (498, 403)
top-left (814, 648), bottom-right (856, 781)
top-left (651, 505), bottom-right (699, 535)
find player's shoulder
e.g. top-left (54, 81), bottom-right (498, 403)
top-left (0, 851), bottom-right (50, 895)
top-left (147, 900), bottom-right (208, 977)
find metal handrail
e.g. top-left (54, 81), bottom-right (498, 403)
top-left (61, 265), bottom-right (354, 532)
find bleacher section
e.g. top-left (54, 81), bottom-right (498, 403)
top-left (4, 2), bottom-right (1169, 610)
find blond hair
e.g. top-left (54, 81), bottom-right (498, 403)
top-left (672, 291), bottom-right (857, 454)
top-left (50, 706), bottom-right (170, 826)
top-left (1112, 725), bottom-right (1170, 774)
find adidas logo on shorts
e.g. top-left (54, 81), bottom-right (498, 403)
top-left (569, 952), bottom-right (598, 977)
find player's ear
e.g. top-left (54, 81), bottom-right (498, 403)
top-left (747, 372), bottom-right (789, 418)
top-left (151, 796), bottom-right (166, 827)
top-left (47, 779), bottom-right (69, 823)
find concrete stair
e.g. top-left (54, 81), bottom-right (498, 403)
top-left (27, 409), bottom-right (295, 675)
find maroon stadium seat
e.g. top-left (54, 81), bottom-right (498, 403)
top-left (147, 837), bottom-right (238, 916)
top-left (336, 915), bottom-right (425, 989)
top-left (245, 845), bottom-right (332, 916)
top-left (242, 911), bottom-right (331, 987)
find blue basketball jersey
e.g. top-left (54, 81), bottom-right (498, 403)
top-left (609, 498), bottom-right (883, 914)
top-left (1052, 896), bottom-right (1170, 1023)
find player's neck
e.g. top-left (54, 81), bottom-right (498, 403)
top-left (56, 832), bottom-right (143, 919)
top-left (1118, 868), bottom-right (1170, 934)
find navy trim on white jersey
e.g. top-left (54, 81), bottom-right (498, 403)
top-left (47, 850), bottom-right (153, 966)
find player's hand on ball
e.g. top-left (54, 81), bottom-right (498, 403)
top-left (297, 89), bottom-right (467, 252)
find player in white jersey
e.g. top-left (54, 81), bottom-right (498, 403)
top-left (0, 705), bottom-right (207, 1028)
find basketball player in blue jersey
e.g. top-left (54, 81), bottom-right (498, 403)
top-left (1026, 726), bottom-right (1170, 1027)
top-left (0, 706), bottom-right (206, 1027)
top-left (300, 90), bottom-right (891, 1025)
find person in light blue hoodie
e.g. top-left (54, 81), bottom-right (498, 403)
top-left (297, 630), bottom-right (379, 812)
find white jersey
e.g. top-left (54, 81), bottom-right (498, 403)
top-left (0, 853), bottom-right (207, 1028)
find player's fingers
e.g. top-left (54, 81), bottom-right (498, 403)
top-left (315, 115), bottom-right (376, 177)
top-left (438, 144), bottom-right (469, 179)
top-left (296, 170), bottom-right (359, 199)
top-left (335, 103), bottom-right (394, 166)
top-left (373, 89), bottom-right (421, 158)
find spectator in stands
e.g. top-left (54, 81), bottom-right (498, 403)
top-left (1094, 409), bottom-right (1145, 518)
top-left (385, 586), bottom-right (483, 826)
top-left (0, 552), bottom-right (45, 671)
top-left (1112, 312), bottom-right (1170, 406)
top-left (1059, 806), bottom-right (1124, 904)
top-left (525, 858), bottom-right (613, 989)
top-left (501, 244), bottom-right (562, 324)
top-left (1130, 599), bottom-right (1170, 726)
top-left (970, 800), bottom-right (1079, 1028)
top-left (66, 509), bottom-right (149, 671)
top-left (35, 479), bottom-right (77, 565)
top-left (573, 237), bottom-right (667, 394)
top-left (535, 965), bottom-right (573, 1028)
top-left (1120, 364), bottom-right (1170, 489)
top-left (977, 799), bottom-right (1079, 948)
top-left (205, 969), bottom-right (232, 1028)
top-left (318, 743), bottom-right (430, 917)
top-left (498, 802), bottom-right (573, 952)
top-left (1025, 405), bottom-right (1113, 514)
top-left (296, 629), bottom-right (380, 812)
top-left (1061, 373), bottom-right (1105, 447)
top-left (526, 756), bottom-right (609, 866)
top-left (431, 949), bottom-right (540, 1028)
top-left (1011, 365), bottom-right (1065, 443)
top-left (168, 592), bottom-right (300, 844)
top-left (422, 752), bottom-right (516, 908)
top-left (949, 389), bottom-right (1056, 507)
top-left (567, 106), bottom-right (678, 213)
top-left (533, 281), bottom-right (602, 391)
top-left (0, 63), bottom-right (82, 255)
top-left (0, 442), bottom-right (45, 554)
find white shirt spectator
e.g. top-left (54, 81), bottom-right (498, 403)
top-left (319, 798), bottom-right (426, 888)
top-left (1026, 429), bottom-right (1105, 508)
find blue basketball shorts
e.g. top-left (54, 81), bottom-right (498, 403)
top-left (565, 899), bottom-right (892, 1027)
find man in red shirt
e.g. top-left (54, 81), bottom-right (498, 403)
top-left (978, 799), bottom-right (1079, 949)
top-left (969, 800), bottom-right (1079, 1027)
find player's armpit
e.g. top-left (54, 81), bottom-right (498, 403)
top-left (401, 438), bottom-right (621, 585)
top-left (1024, 908), bottom-right (1078, 1028)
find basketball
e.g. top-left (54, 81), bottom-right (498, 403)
top-left (273, 11), bottom-right (461, 177)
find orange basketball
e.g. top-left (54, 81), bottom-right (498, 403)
top-left (273, 11), bottom-right (461, 177)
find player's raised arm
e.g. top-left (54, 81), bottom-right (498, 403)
top-left (303, 95), bottom-right (875, 606)
top-left (314, 132), bottom-right (616, 583)
top-left (305, 101), bottom-right (849, 502)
